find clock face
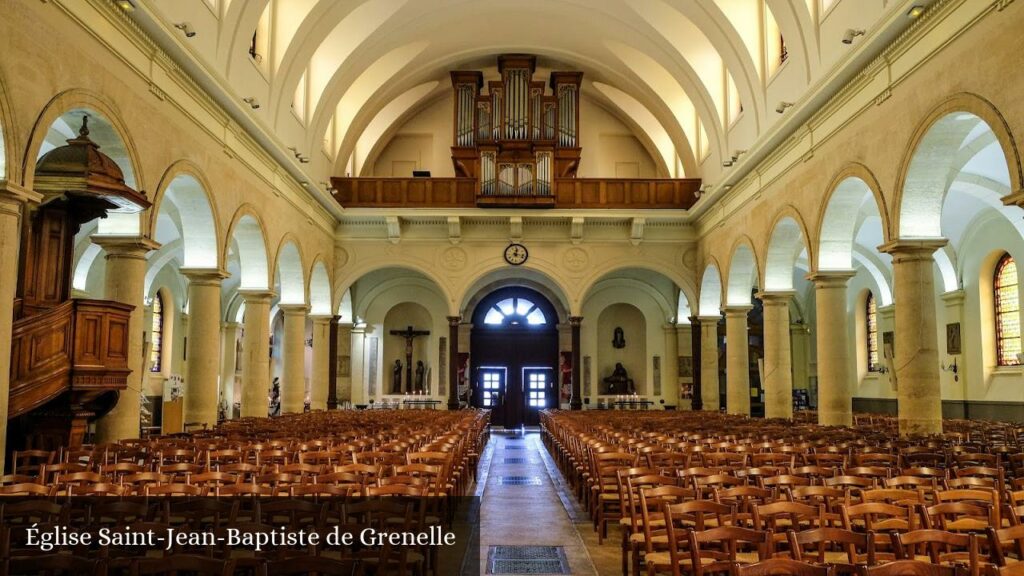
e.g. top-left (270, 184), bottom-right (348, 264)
top-left (504, 243), bottom-right (528, 266)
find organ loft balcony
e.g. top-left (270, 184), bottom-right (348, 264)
top-left (331, 54), bottom-right (701, 211)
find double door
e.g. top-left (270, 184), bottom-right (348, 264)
top-left (478, 367), bottom-right (554, 427)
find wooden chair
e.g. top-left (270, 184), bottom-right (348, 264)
top-left (893, 529), bottom-right (980, 576)
top-left (685, 526), bottom-right (771, 576)
top-left (7, 554), bottom-right (106, 576)
top-left (788, 527), bottom-right (876, 575)
top-left (857, 560), bottom-right (962, 576)
top-left (261, 556), bottom-right (360, 575)
top-left (131, 555), bottom-right (235, 576)
top-left (736, 558), bottom-right (832, 576)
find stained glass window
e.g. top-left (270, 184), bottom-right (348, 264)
top-left (866, 291), bottom-right (879, 372)
top-left (482, 297), bottom-right (546, 326)
top-left (150, 293), bottom-right (164, 373)
top-left (995, 253), bottom-right (1021, 366)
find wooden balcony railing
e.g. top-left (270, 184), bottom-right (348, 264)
top-left (331, 177), bottom-right (701, 210)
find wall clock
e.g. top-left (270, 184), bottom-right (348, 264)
top-left (504, 243), bottom-right (528, 266)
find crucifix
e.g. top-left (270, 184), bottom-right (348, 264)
top-left (390, 325), bottom-right (431, 393)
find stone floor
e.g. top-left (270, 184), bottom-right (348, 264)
top-left (475, 429), bottom-right (620, 576)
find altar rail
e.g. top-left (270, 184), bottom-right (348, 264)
top-left (331, 177), bottom-right (701, 210)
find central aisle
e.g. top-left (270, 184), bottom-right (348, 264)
top-left (477, 430), bottom-right (599, 575)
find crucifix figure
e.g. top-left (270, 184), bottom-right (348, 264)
top-left (389, 325), bottom-right (431, 393)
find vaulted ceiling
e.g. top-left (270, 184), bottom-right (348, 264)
top-left (130, 0), bottom-right (933, 211)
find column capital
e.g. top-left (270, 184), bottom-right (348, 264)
top-left (91, 235), bottom-right (161, 259)
top-left (447, 315), bottom-right (462, 326)
top-left (221, 321), bottom-right (241, 330)
top-left (569, 315), bottom-right (584, 327)
top-left (878, 238), bottom-right (948, 260)
top-left (807, 270), bottom-right (856, 287)
top-left (941, 289), bottom-right (966, 305)
top-left (310, 314), bottom-right (340, 323)
top-left (238, 289), bottom-right (276, 304)
top-left (1001, 188), bottom-right (1024, 208)
top-left (756, 290), bottom-right (795, 304)
top-left (180, 268), bottom-right (229, 285)
top-left (0, 179), bottom-right (43, 205)
top-left (279, 303), bottom-right (310, 315)
top-left (721, 305), bottom-right (753, 317)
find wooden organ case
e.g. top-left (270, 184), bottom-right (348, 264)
top-left (451, 55), bottom-right (582, 207)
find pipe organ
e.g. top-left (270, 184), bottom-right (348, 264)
top-left (451, 55), bottom-right (582, 207)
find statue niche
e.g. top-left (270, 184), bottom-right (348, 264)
top-left (601, 362), bottom-right (635, 395)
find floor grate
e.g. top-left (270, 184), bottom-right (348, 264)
top-left (487, 546), bottom-right (569, 574)
top-left (503, 445), bottom-right (525, 450)
top-left (495, 476), bottom-right (543, 486)
top-left (502, 458), bottom-right (530, 464)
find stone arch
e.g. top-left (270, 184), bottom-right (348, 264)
top-left (725, 236), bottom-right (759, 305)
top-left (273, 236), bottom-right (307, 305)
top-left (24, 90), bottom-right (145, 235)
top-left (336, 260), bottom-right (455, 314)
top-left (0, 70), bottom-right (14, 181)
top-left (458, 264), bottom-right (573, 319)
top-left (894, 93), bottom-right (1022, 239)
top-left (816, 164), bottom-right (890, 271)
top-left (577, 261), bottom-right (697, 318)
top-left (148, 161), bottom-right (221, 269)
top-left (308, 258), bottom-right (333, 316)
top-left (763, 207), bottom-right (812, 292)
top-left (698, 261), bottom-right (723, 316)
top-left (224, 205), bottom-right (271, 291)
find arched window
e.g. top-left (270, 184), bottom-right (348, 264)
top-left (150, 293), bottom-right (164, 373)
top-left (994, 253), bottom-right (1022, 366)
top-left (866, 291), bottom-right (879, 372)
top-left (482, 297), bottom-right (547, 326)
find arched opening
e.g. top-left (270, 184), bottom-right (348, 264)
top-left (469, 287), bottom-right (558, 428)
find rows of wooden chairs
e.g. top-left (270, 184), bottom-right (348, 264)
top-left (0, 409), bottom-right (490, 576)
top-left (542, 410), bottom-right (1024, 576)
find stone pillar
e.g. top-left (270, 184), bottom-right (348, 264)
top-left (723, 306), bottom-right (752, 416)
top-left (219, 322), bottom-right (240, 419)
top-left (350, 324), bottom-right (367, 406)
top-left (0, 183), bottom-right (39, 467)
top-left (698, 316), bottom-right (721, 411)
top-left (569, 316), bottom-right (583, 410)
top-left (663, 323), bottom-right (680, 403)
top-left (880, 239), bottom-right (947, 436)
top-left (336, 323), bottom-right (353, 406)
top-left (280, 304), bottom-right (308, 414)
top-left (181, 269), bottom-right (226, 430)
top-left (758, 291), bottom-right (794, 420)
top-left (808, 271), bottom-right (856, 427)
top-left (309, 315), bottom-right (336, 411)
top-left (447, 316), bottom-right (461, 410)
top-left (91, 235), bottom-right (160, 442)
top-left (239, 290), bottom-right (273, 417)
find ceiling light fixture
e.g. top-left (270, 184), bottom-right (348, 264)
top-left (775, 101), bottom-right (794, 114)
top-left (907, 5), bottom-right (925, 18)
top-left (242, 97), bottom-right (260, 110)
top-left (722, 160), bottom-right (734, 168)
top-left (115, 0), bottom-right (135, 11)
top-left (842, 29), bottom-right (866, 45)
top-left (173, 22), bottom-right (196, 38)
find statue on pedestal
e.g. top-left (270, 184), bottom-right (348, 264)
top-left (602, 362), bottom-right (635, 395)
top-left (391, 359), bottom-right (403, 394)
top-left (415, 361), bottom-right (425, 392)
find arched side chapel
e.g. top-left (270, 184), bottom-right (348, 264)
top-left (0, 0), bottom-right (1022, 473)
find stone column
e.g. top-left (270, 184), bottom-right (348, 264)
top-left (0, 183), bottom-right (39, 467)
top-left (880, 239), bottom-right (947, 436)
top-left (309, 315), bottom-right (336, 411)
top-left (181, 269), bottom-right (226, 430)
top-left (219, 322), bottom-right (240, 419)
top-left (758, 291), bottom-right (794, 420)
top-left (569, 316), bottom-right (583, 410)
top-left (808, 270), bottom-right (856, 427)
top-left (723, 306), bottom-right (752, 416)
top-left (350, 324), bottom-right (367, 406)
top-left (336, 323), bottom-right (353, 406)
top-left (698, 316), bottom-right (721, 411)
top-left (447, 316), bottom-right (461, 410)
top-left (280, 304), bottom-right (309, 414)
top-left (91, 235), bottom-right (160, 442)
top-left (239, 290), bottom-right (273, 417)
top-left (663, 323), bottom-right (680, 403)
